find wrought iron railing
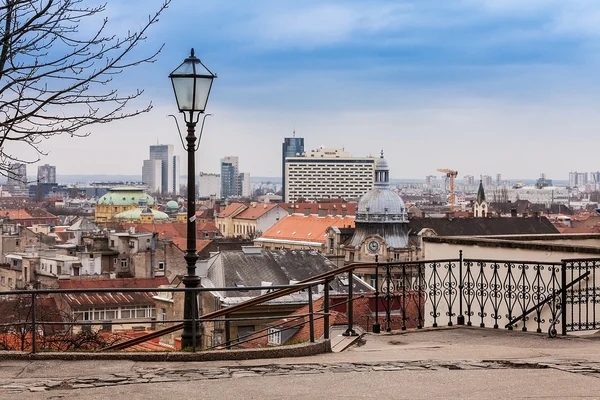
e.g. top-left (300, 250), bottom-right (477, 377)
top-left (3, 253), bottom-right (600, 354)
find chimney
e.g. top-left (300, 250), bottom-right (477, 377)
top-left (511, 208), bottom-right (517, 218)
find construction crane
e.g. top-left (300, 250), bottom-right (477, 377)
top-left (437, 169), bottom-right (459, 212)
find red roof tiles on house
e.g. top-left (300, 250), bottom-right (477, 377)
top-left (171, 238), bottom-right (213, 254)
top-left (260, 214), bottom-right (355, 244)
top-left (218, 203), bottom-right (247, 218)
top-left (235, 203), bottom-right (279, 220)
top-left (58, 277), bottom-right (169, 308)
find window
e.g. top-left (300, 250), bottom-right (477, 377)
top-left (8, 278), bottom-right (12, 287)
top-left (110, 240), bottom-right (115, 247)
top-left (268, 328), bottom-right (282, 345)
top-left (158, 262), bottom-right (165, 271)
top-left (121, 259), bottom-right (128, 268)
top-left (15, 240), bottom-right (19, 246)
top-left (349, 252), bottom-right (355, 262)
top-left (105, 307), bottom-right (118, 320)
top-left (394, 253), bottom-right (400, 261)
top-left (113, 259), bottom-right (117, 265)
top-left (89, 253), bottom-right (94, 259)
top-left (12, 259), bottom-right (17, 267)
top-left (1, 277), bottom-right (5, 286)
top-left (161, 308), bottom-right (167, 325)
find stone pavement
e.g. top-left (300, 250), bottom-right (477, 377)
top-left (2, 327), bottom-right (600, 399)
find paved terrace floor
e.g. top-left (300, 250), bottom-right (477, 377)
top-left (2, 326), bottom-right (600, 399)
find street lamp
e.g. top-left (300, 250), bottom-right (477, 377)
top-left (169, 48), bottom-right (216, 349)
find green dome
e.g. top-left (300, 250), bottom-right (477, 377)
top-left (97, 187), bottom-right (155, 206)
top-left (113, 208), bottom-right (169, 221)
top-left (166, 200), bottom-right (179, 210)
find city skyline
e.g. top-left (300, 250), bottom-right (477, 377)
top-left (11, 1), bottom-right (600, 179)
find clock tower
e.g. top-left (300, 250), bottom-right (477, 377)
top-left (345, 150), bottom-right (410, 263)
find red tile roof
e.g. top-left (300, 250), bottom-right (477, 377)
top-left (171, 238), bottom-right (213, 254)
top-left (280, 202), bottom-right (357, 216)
top-left (58, 277), bottom-right (168, 308)
top-left (121, 222), bottom-right (220, 239)
top-left (235, 203), bottom-right (279, 220)
top-left (218, 203), bottom-right (247, 218)
top-left (260, 214), bottom-right (355, 244)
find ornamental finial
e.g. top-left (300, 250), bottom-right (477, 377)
top-left (380, 149), bottom-right (384, 158)
top-left (190, 48), bottom-right (195, 57)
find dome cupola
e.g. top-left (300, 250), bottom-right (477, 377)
top-left (355, 150), bottom-right (408, 223)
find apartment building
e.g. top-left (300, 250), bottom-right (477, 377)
top-left (284, 147), bottom-right (376, 202)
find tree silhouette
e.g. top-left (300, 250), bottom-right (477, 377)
top-left (0, 0), bottom-right (170, 178)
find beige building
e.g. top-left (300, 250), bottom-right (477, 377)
top-left (284, 147), bottom-right (376, 202)
top-left (94, 187), bottom-right (157, 223)
top-left (215, 202), bottom-right (285, 239)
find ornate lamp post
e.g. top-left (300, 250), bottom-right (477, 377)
top-left (169, 48), bottom-right (216, 348)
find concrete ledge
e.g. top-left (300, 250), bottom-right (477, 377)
top-left (0, 339), bottom-right (331, 362)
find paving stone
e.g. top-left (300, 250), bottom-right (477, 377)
top-left (231, 371), bottom-right (259, 378)
top-left (98, 377), bottom-right (128, 383)
top-left (29, 387), bottom-right (47, 392)
top-left (72, 384), bottom-right (95, 389)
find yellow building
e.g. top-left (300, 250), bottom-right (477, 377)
top-left (94, 187), bottom-right (157, 223)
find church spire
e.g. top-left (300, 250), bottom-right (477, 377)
top-left (476, 180), bottom-right (486, 204)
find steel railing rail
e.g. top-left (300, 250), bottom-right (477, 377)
top-left (102, 259), bottom-right (417, 351)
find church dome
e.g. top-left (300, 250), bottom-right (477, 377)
top-left (113, 208), bottom-right (169, 221)
top-left (356, 151), bottom-right (408, 223)
top-left (166, 200), bottom-right (179, 210)
top-left (97, 187), bottom-right (155, 206)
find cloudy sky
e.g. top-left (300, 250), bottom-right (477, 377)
top-left (18, 0), bottom-right (600, 180)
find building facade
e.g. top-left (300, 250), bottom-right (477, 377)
top-left (220, 156), bottom-right (239, 199)
top-left (147, 144), bottom-right (179, 195)
top-left (94, 187), bottom-right (156, 223)
top-left (37, 164), bottom-right (56, 184)
top-left (7, 163), bottom-right (27, 186)
top-left (281, 135), bottom-right (304, 201)
top-left (142, 159), bottom-right (162, 194)
top-left (239, 172), bottom-right (251, 197)
top-left (198, 172), bottom-right (221, 198)
top-left (284, 147), bottom-right (376, 202)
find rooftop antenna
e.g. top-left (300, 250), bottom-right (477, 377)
top-left (292, 128), bottom-right (296, 138)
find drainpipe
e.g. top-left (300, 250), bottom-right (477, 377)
top-left (150, 232), bottom-right (157, 277)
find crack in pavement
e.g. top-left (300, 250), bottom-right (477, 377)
top-left (1, 358), bottom-right (599, 394)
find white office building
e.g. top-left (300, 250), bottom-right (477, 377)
top-left (144, 145), bottom-right (180, 196)
top-left (506, 186), bottom-right (569, 206)
top-left (142, 160), bottom-right (162, 193)
top-left (284, 147), bottom-right (376, 202)
top-left (199, 173), bottom-right (221, 198)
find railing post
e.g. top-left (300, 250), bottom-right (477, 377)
top-left (225, 314), bottom-right (231, 349)
top-left (373, 255), bottom-right (381, 333)
top-left (324, 279), bottom-right (330, 340)
top-left (561, 261), bottom-right (567, 336)
top-left (192, 289), bottom-right (197, 352)
top-left (386, 264), bottom-right (392, 332)
top-left (401, 263), bottom-right (407, 331)
top-left (457, 250), bottom-right (465, 325)
top-left (343, 268), bottom-right (357, 336)
top-left (31, 293), bottom-right (37, 354)
top-left (308, 285), bottom-right (315, 343)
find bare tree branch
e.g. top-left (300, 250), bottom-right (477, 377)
top-left (0, 0), bottom-right (171, 178)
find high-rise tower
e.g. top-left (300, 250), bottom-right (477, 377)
top-left (282, 132), bottom-right (304, 202)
